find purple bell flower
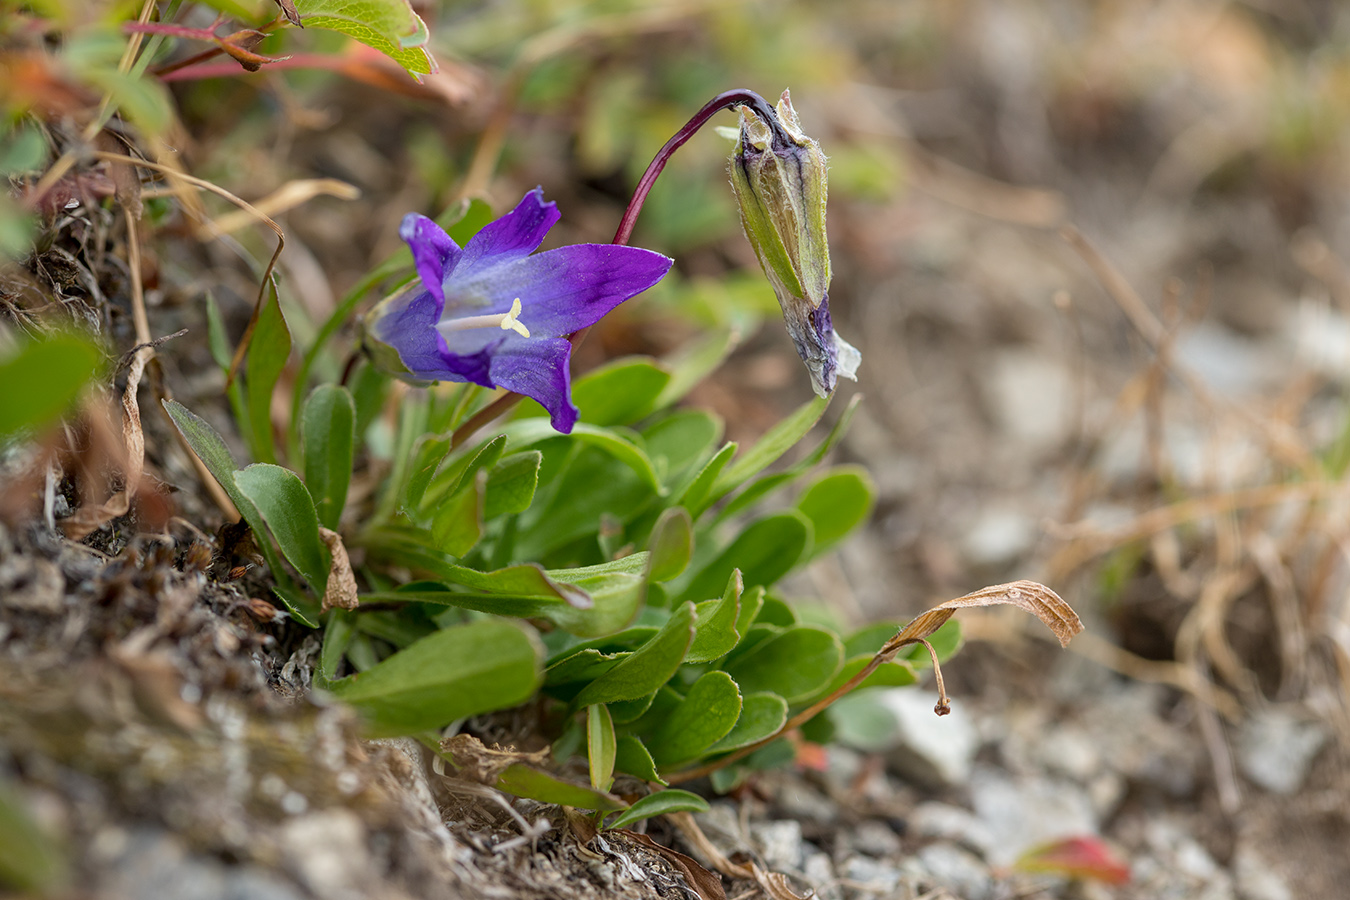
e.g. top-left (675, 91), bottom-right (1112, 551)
top-left (364, 188), bottom-right (673, 433)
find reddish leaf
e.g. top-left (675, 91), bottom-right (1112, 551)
top-left (1014, 835), bottom-right (1131, 885)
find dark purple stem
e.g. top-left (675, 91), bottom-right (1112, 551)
top-left (611, 88), bottom-right (786, 246)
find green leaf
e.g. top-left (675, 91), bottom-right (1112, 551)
top-left (318, 609), bottom-right (356, 686)
top-left (505, 419), bottom-right (663, 495)
top-left (753, 594), bottom-right (797, 626)
top-left (677, 441), bottom-right (737, 517)
top-left (244, 283), bottom-right (291, 465)
top-left (234, 464), bottom-right (329, 594)
top-left (645, 507), bottom-right (693, 583)
top-left (608, 691), bottom-right (657, 724)
top-left (705, 691), bottom-right (788, 753)
top-left (495, 764), bottom-right (626, 812)
top-left (545, 649), bottom-right (627, 687)
top-left (294, 0), bottom-right (436, 77)
top-left (735, 586), bottom-right (766, 642)
top-left (430, 471), bottom-right (485, 557)
top-left (676, 511), bottom-right (812, 605)
top-left (419, 434), bottom-right (506, 514)
top-left (302, 384), bottom-right (356, 530)
top-left (484, 450), bottom-right (542, 518)
top-left (0, 331), bottom-right (102, 439)
top-left (588, 704), bottom-right (617, 791)
top-left (797, 465), bottom-right (876, 557)
top-left (0, 777), bottom-right (67, 892)
top-left (722, 625), bottom-right (843, 704)
top-left (686, 571), bottom-right (743, 663)
top-left (818, 656), bottom-right (917, 697)
top-left (571, 357), bottom-right (671, 426)
top-left (572, 602), bottom-right (696, 707)
top-left (402, 434), bottom-right (452, 513)
top-left (650, 671), bottom-right (742, 767)
top-left (603, 789), bottom-right (709, 831)
top-left (708, 394), bottom-right (828, 505)
top-left (614, 735), bottom-right (665, 784)
top-left (545, 627), bottom-right (659, 666)
top-left (328, 620), bottom-right (541, 737)
top-left (643, 409), bottom-right (723, 487)
top-left (162, 400), bottom-right (293, 593)
top-left (271, 584), bottom-right (321, 628)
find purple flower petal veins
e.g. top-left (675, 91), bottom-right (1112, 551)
top-left (365, 188), bottom-right (673, 433)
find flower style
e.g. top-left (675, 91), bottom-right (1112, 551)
top-left (729, 90), bottom-right (860, 397)
top-left (364, 188), bottom-right (673, 433)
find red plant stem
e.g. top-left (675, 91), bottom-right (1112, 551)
top-left (446, 90), bottom-right (782, 448)
top-left (611, 88), bottom-right (783, 246)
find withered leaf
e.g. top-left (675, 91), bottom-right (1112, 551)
top-left (881, 579), bottom-right (1082, 659)
top-left (751, 862), bottom-right (812, 900)
top-left (440, 733), bottom-right (548, 785)
top-left (617, 830), bottom-right (726, 900)
top-left (272, 0), bottom-right (302, 27)
top-left (319, 526), bottom-right (358, 612)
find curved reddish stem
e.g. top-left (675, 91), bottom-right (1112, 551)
top-left (611, 88), bottom-right (783, 246)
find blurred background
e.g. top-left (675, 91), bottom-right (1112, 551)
top-left (10, 0), bottom-right (1350, 896)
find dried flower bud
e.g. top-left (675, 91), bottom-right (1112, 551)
top-left (729, 90), bottom-right (859, 396)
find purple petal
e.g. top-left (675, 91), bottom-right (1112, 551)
top-left (488, 336), bottom-right (578, 433)
top-left (447, 244), bottom-right (673, 340)
top-left (454, 188), bottom-right (560, 278)
top-left (368, 286), bottom-right (495, 387)
top-left (399, 214), bottom-right (461, 307)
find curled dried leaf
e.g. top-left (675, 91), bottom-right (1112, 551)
top-left (440, 733), bottom-right (548, 785)
top-left (617, 830), bottom-right (726, 900)
top-left (319, 526), bottom-right (359, 612)
top-left (881, 579), bottom-right (1082, 659)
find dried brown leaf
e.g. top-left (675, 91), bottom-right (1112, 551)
top-left (273, 0), bottom-right (302, 27)
top-left (881, 579), bottom-right (1082, 658)
top-left (751, 862), bottom-right (812, 900)
top-left (319, 526), bottom-right (359, 612)
top-left (61, 348), bottom-right (149, 540)
top-left (440, 734), bottom-right (548, 785)
top-left (617, 830), bottom-right (726, 900)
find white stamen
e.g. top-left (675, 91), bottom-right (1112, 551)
top-left (439, 298), bottom-right (530, 338)
top-left (499, 298), bottom-right (530, 337)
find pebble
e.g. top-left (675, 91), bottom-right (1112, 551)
top-left (1232, 841), bottom-right (1293, 900)
top-left (1135, 819), bottom-right (1236, 900)
top-left (915, 842), bottom-right (994, 900)
top-left (801, 850), bottom-right (841, 900)
top-left (831, 687), bottom-right (980, 788)
top-left (103, 829), bottom-right (302, 900)
top-left (908, 802), bottom-right (995, 858)
top-left (278, 810), bottom-right (371, 900)
top-left (750, 820), bottom-right (804, 872)
top-left (849, 819), bottom-right (902, 859)
top-left (842, 854), bottom-right (904, 893)
top-left (1236, 706), bottom-right (1328, 795)
top-left (961, 507), bottom-right (1037, 568)
top-left (967, 766), bottom-right (1099, 866)
top-left (982, 349), bottom-right (1074, 454)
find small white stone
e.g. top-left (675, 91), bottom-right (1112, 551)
top-left (751, 820), bottom-right (804, 872)
top-left (1237, 706), bottom-right (1328, 795)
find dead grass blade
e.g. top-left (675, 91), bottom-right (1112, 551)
top-left (208, 178), bottom-right (360, 237)
top-left (89, 150), bottom-right (285, 392)
top-left (61, 209), bottom-right (151, 540)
